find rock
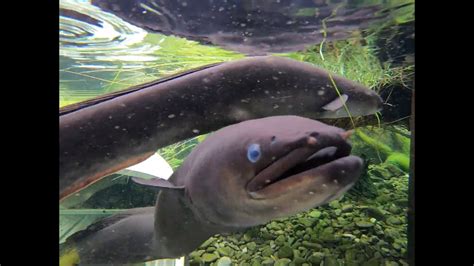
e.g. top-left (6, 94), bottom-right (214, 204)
top-left (364, 207), bottom-right (386, 221)
top-left (201, 253), bottom-right (219, 262)
top-left (375, 194), bottom-right (390, 203)
top-left (341, 204), bottom-right (354, 212)
top-left (301, 241), bottom-right (321, 249)
top-left (355, 220), bottom-right (374, 228)
top-left (346, 262), bottom-right (360, 266)
top-left (189, 259), bottom-right (201, 266)
top-left (386, 216), bottom-right (403, 225)
top-left (262, 258), bottom-right (275, 266)
top-left (241, 254), bottom-right (251, 261)
top-left (341, 233), bottom-right (356, 239)
top-left (261, 231), bottom-right (275, 240)
top-left (262, 247), bottom-right (274, 257)
top-left (307, 252), bottom-right (324, 265)
top-left (247, 242), bottom-right (257, 251)
top-left (217, 256), bottom-right (232, 266)
top-left (190, 249), bottom-right (205, 258)
top-left (267, 222), bottom-right (282, 231)
top-left (217, 247), bottom-right (234, 256)
top-left (395, 199), bottom-right (408, 207)
top-left (384, 228), bottom-right (400, 240)
top-left (308, 210), bottom-right (322, 218)
top-left (324, 256), bottom-right (340, 266)
top-left (200, 237), bottom-right (216, 248)
top-left (278, 245), bottom-right (293, 259)
top-left (322, 227), bottom-right (334, 234)
top-left (243, 233), bottom-right (252, 241)
top-left (274, 258), bottom-right (292, 266)
top-left (227, 242), bottom-right (240, 251)
top-left (329, 201), bottom-right (341, 209)
top-left (362, 258), bottom-right (381, 266)
top-left (388, 205), bottom-right (401, 214)
top-left (298, 218), bottom-right (314, 227)
top-left (293, 257), bottom-right (306, 266)
top-left (344, 249), bottom-right (357, 259)
top-left (275, 235), bottom-right (286, 244)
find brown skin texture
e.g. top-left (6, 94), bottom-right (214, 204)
top-left (60, 56), bottom-right (381, 200)
top-left (61, 116), bottom-right (363, 264)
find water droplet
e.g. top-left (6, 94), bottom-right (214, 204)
top-left (322, 184), bottom-right (327, 188)
top-left (272, 76), bottom-right (279, 80)
top-left (218, 7), bottom-right (224, 11)
top-left (168, 114), bottom-right (176, 119)
top-left (114, 126), bottom-right (120, 129)
top-left (108, 115), bottom-right (113, 119)
top-left (265, 179), bottom-right (271, 183)
top-left (309, 191), bottom-right (315, 195)
top-left (318, 90), bottom-right (325, 96)
top-left (273, 104), bottom-right (279, 109)
top-left (333, 179), bottom-right (339, 184)
top-left (181, 2), bottom-right (187, 7)
top-left (264, 90), bottom-right (269, 94)
top-left (192, 129), bottom-right (200, 134)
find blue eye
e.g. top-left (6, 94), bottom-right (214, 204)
top-left (247, 144), bottom-right (262, 163)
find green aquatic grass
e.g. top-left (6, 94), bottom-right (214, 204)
top-left (352, 126), bottom-right (411, 170)
top-left (60, 34), bottom-right (244, 107)
top-left (281, 37), bottom-right (413, 93)
top-left (157, 134), bottom-right (208, 171)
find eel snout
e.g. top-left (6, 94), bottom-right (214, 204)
top-left (247, 130), bottom-right (362, 199)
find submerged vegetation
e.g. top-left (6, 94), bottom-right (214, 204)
top-left (59, 34), bottom-right (243, 107)
top-left (282, 37), bottom-right (413, 94)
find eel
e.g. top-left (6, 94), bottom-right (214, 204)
top-left (90, 0), bottom-right (386, 55)
top-left (60, 55), bottom-right (382, 200)
top-left (60, 115), bottom-right (364, 264)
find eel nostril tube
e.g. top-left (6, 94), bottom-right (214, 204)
top-left (339, 130), bottom-right (354, 140)
top-left (307, 136), bottom-right (317, 145)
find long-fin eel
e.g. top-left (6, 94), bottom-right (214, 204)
top-left (61, 116), bottom-right (364, 264)
top-left (60, 56), bottom-right (381, 200)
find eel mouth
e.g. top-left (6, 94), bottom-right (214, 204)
top-left (246, 132), bottom-right (362, 199)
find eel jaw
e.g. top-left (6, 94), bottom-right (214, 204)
top-left (246, 140), bottom-right (363, 200)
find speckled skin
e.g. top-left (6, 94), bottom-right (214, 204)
top-left (61, 116), bottom-right (363, 264)
top-left (60, 56), bottom-right (381, 199)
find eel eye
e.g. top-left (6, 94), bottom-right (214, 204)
top-left (247, 144), bottom-right (262, 163)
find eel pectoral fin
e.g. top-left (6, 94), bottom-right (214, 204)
top-left (131, 177), bottom-right (185, 190)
